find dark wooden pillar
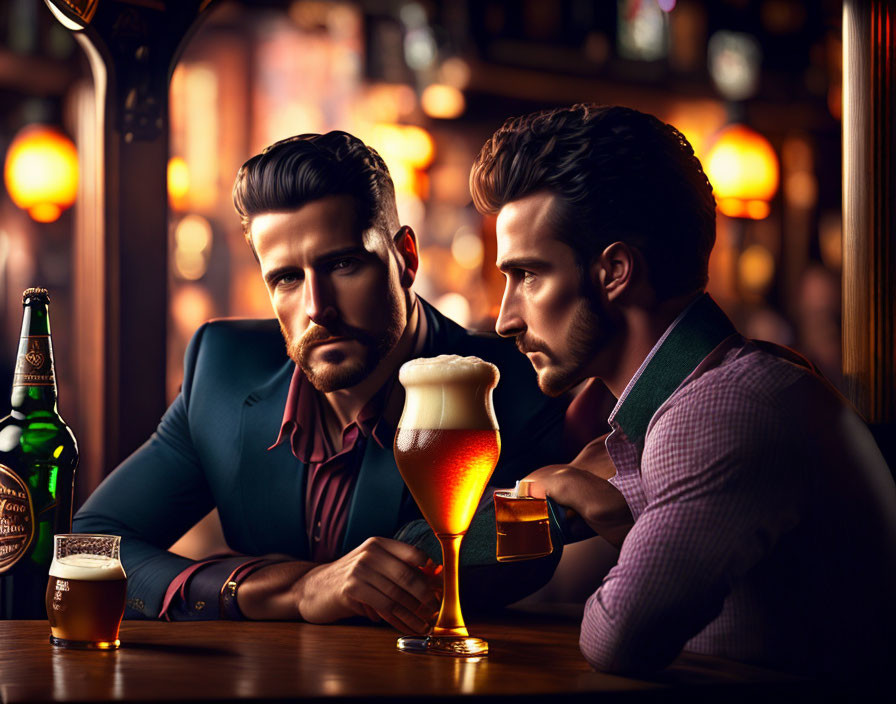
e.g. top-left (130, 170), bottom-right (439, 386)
top-left (45, 1), bottom-right (217, 497)
top-left (842, 0), bottom-right (896, 465)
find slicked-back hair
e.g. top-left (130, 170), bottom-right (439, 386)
top-left (233, 131), bottom-right (400, 257)
top-left (470, 104), bottom-right (716, 299)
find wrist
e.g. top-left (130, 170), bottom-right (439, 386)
top-left (291, 563), bottom-right (329, 622)
top-left (218, 558), bottom-right (269, 620)
top-left (237, 560), bottom-right (315, 621)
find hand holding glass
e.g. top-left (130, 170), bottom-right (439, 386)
top-left (393, 355), bottom-right (500, 657)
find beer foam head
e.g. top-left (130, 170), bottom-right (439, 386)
top-left (49, 553), bottom-right (126, 581)
top-left (399, 355), bottom-right (499, 387)
top-left (398, 355), bottom-right (500, 430)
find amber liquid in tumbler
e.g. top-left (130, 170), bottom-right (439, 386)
top-left (494, 492), bottom-right (553, 562)
top-left (394, 428), bottom-right (500, 537)
top-left (46, 567), bottom-right (126, 648)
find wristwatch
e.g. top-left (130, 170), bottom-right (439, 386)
top-left (219, 578), bottom-right (243, 620)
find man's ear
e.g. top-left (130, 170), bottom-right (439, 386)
top-left (591, 242), bottom-right (635, 301)
top-left (394, 226), bottom-right (419, 289)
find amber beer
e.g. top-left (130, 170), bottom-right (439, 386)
top-left (494, 482), bottom-right (553, 562)
top-left (45, 534), bottom-right (126, 650)
top-left (394, 355), bottom-right (500, 657)
top-left (395, 429), bottom-right (500, 536)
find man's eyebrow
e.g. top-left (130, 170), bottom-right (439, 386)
top-left (497, 257), bottom-right (548, 273)
top-left (263, 265), bottom-right (298, 286)
top-left (310, 246), bottom-right (369, 267)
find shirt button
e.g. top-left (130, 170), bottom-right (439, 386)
top-left (194, 601), bottom-right (205, 611)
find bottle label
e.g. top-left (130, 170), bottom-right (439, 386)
top-left (13, 335), bottom-right (54, 387)
top-left (0, 464), bottom-right (36, 573)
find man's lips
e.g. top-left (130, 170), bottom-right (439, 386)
top-left (304, 336), bottom-right (352, 351)
top-left (517, 342), bottom-right (550, 357)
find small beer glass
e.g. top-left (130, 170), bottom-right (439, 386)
top-left (46, 534), bottom-right (127, 650)
top-left (494, 480), bottom-right (553, 562)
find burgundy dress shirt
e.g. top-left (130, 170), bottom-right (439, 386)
top-left (269, 365), bottom-right (396, 562)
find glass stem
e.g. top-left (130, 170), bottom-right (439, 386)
top-left (431, 533), bottom-right (468, 637)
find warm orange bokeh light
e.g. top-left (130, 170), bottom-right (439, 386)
top-left (705, 124), bottom-right (779, 220)
top-left (168, 156), bottom-right (191, 210)
top-left (3, 124), bottom-right (79, 223)
top-left (738, 243), bottom-right (775, 293)
top-left (421, 84), bottom-right (465, 120)
top-left (367, 123), bottom-right (435, 171)
top-left (173, 214), bottom-right (213, 281)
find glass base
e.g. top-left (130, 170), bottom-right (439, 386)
top-left (50, 635), bottom-right (120, 650)
top-left (397, 635), bottom-right (488, 657)
top-left (496, 550), bottom-right (553, 562)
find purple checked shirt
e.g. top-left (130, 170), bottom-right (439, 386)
top-left (581, 295), bottom-right (896, 678)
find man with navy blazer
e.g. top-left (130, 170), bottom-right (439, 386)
top-left (74, 132), bottom-right (564, 629)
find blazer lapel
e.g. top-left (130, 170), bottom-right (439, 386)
top-left (341, 437), bottom-right (407, 552)
top-left (237, 361), bottom-right (309, 558)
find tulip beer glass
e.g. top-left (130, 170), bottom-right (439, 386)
top-left (45, 534), bottom-right (127, 649)
top-left (393, 355), bottom-right (500, 657)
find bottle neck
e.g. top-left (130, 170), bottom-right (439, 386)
top-left (11, 302), bottom-right (59, 412)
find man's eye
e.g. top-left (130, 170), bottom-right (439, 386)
top-left (328, 258), bottom-right (359, 273)
top-left (272, 273), bottom-right (301, 288)
top-left (521, 271), bottom-right (537, 284)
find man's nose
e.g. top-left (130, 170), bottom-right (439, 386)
top-left (304, 271), bottom-right (337, 326)
top-left (495, 287), bottom-right (525, 338)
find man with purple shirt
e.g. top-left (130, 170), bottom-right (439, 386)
top-left (75, 131), bottom-right (565, 629)
top-left (470, 104), bottom-right (896, 678)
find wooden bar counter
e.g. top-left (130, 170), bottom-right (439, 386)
top-left (0, 607), bottom-right (838, 703)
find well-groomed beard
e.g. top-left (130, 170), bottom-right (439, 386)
top-left (281, 289), bottom-right (404, 393)
top-left (515, 295), bottom-right (609, 397)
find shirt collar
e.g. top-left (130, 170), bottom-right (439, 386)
top-left (608, 293), bottom-right (737, 444)
top-left (270, 295), bottom-right (426, 462)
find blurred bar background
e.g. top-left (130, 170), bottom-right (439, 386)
top-left (0, 0), bottom-right (892, 508)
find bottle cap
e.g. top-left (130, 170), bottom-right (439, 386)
top-left (22, 287), bottom-right (50, 304)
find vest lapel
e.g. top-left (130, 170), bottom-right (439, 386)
top-left (237, 361), bottom-right (309, 558)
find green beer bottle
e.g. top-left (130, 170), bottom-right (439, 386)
top-left (0, 288), bottom-right (78, 619)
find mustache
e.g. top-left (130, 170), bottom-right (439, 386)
top-left (298, 322), bottom-right (375, 352)
top-left (515, 334), bottom-right (552, 357)
top-left (300, 325), bottom-right (344, 349)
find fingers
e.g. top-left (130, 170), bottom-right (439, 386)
top-left (370, 537), bottom-right (432, 570)
top-left (343, 538), bottom-right (441, 633)
top-left (344, 575), bottom-right (433, 634)
top-left (363, 539), bottom-right (441, 610)
top-left (360, 603), bottom-right (381, 623)
top-left (523, 464), bottom-right (571, 500)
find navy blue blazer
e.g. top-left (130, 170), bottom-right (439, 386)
top-left (75, 299), bottom-right (566, 618)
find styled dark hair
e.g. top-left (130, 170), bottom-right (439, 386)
top-left (233, 131), bottom-right (399, 255)
top-left (470, 104), bottom-right (716, 299)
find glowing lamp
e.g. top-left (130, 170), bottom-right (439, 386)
top-left (705, 124), bottom-right (779, 220)
top-left (3, 125), bottom-right (79, 223)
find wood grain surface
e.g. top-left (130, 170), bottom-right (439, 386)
top-left (0, 608), bottom-right (813, 703)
